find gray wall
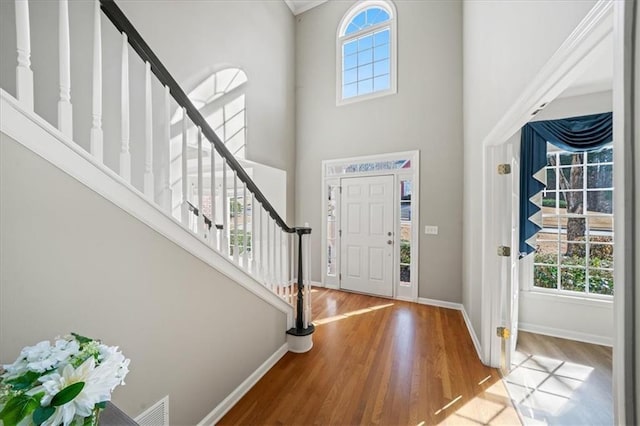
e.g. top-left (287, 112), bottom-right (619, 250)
top-left (0, 0), bottom-right (296, 222)
top-left (295, 0), bottom-right (463, 302)
top-left (462, 0), bottom-right (598, 335)
top-left (0, 134), bottom-right (286, 424)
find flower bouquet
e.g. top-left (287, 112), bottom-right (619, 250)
top-left (0, 333), bottom-right (130, 426)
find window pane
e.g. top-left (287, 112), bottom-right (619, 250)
top-left (374, 44), bottom-right (389, 61)
top-left (373, 59), bottom-right (389, 77)
top-left (589, 269), bottom-right (614, 295)
top-left (344, 68), bottom-right (358, 84)
top-left (358, 34), bottom-right (373, 50)
top-left (546, 168), bottom-right (557, 190)
top-left (374, 29), bottom-right (390, 46)
top-left (561, 243), bottom-right (585, 266)
top-left (344, 53), bottom-right (357, 71)
top-left (587, 164), bottom-right (613, 189)
top-left (400, 264), bottom-right (410, 283)
top-left (560, 267), bottom-right (586, 292)
top-left (352, 11), bottom-right (366, 29)
top-left (366, 7), bottom-right (389, 25)
top-left (564, 217), bottom-right (586, 242)
top-left (343, 83), bottom-right (357, 99)
top-left (358, 49), bottom-right (373, 66)
top-left (542, 191), bottom-right (557, 209)
top-left (589, 244), bottom-right (614, 268)
top-left (358, 64), bottom-right (373, 80)
top-left (586, 190), bottom-right (613, 214)
top-left (373, 74), bottom-right (390, 92)
top-left (559, 166), bottom-right (583, 188)
top-left (400, 201), bottom-right (411, 221)
top-left (588, 147), bottom-right (613, 164)
top-left (344, 39), bottom-right (358, 56)
top-left (588, 215), bottom-right (613, 236)
top-left (560, 191), bottom-right (584, 214)
top-left (559, 152), bottom-right (583, 166)
top-left (358, 78), bottom-right (373, 95)
top-left (534, 264), bottom-right (558, 289)
top-left (327, 239), bottom-right (336, 276)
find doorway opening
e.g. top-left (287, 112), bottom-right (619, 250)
top-left (321, 151), bottom-right (419, 301)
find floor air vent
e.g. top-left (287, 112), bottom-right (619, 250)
top-left (135, 395), bottom-right (169, 426)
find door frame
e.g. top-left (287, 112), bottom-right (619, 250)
top-left (479, 0), bottom-right (637, 424)
top-left (321, 150), bottom-right (420, 301)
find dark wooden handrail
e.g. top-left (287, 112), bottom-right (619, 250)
top-left (99, 0), bottom-right (294, 233)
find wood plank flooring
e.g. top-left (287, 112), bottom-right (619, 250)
top-left (220, 288), bottom-right (520, 425)
top-left (505, 331), bottom-right (612, 425)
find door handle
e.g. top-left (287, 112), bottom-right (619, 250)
top-left (387, 240), bottom-right (393, 245)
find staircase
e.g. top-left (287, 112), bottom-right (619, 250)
top-left (1, 0), bottom-right (313, 422)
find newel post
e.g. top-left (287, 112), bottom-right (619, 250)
top-left (286, 227), bottom-right (314, 353)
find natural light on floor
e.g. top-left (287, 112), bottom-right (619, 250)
top-left (312, 303), bottom-right (395, 325)
top-left (505, 352), bottom-right (594, 425)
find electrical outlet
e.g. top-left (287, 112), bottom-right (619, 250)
top-left (424, 225), bottom-right (438, 235)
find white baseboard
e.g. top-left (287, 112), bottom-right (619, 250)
top-left (0, 90), bottom-right (294, 329)
top-left (198, 343), bottom-right (289, 425)
top-left (461, 306), bottom-right (484, 363)
top-left (416, 297), bottom-right (484, 363)
top-left (417, 297), bottom-right (463, 310)
top-left (519, 322), bottom-right (613, 347)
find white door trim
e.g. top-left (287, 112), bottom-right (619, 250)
top-left (479, 0), bottom-right (615, 368)
top-left (321, 150), bottom-right (420, 302)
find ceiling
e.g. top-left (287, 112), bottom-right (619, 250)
top-left (284, 0), bottom-right (328, 15)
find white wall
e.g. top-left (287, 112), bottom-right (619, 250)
top-left (0, 0), bottom-right (297, 222)
top-left (295, 0), bottom-right (463, 302)
top-left (0, 134), bottom-right (287, 424)
top-left (462, 0), bottom-right (598, 339)
top-left (517, 91), bottom-right (614, 346)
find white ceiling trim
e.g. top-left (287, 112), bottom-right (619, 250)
top-left (284, 0), bottom-right (328, 16)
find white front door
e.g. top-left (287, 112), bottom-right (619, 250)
top-left (340, 175), bottom-right (394, 297)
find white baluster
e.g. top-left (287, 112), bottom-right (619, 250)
top-left (119, 33), bottom-right (130, 182)
top-left (143, 62), bottom-right (154, 199)
top-left (272, 220), bottom-right (277, 294)
top-left (243, 183), bottom-right (248, 269)
top-left (280, 229), bottom-right (285, 299)
top-left (57, 0), bottom-right (72, 138)
top-left (251, 194), bottom-right (256, 275)
top-left (289, 233), bottom-right (294, 305)
top-left (90, 0), bottom-right (103, 161)
top-left (261, 207), bottom-right (266, 285)
top-left (210, 147), bottom-right (218, 250)
top-left (197, 127), bottom-right (205, 239)
top-left (256, 203), bottom-right (262, 280)
top-left (233, 172), bottom-right (239, 264)
top-left (15, 0), bottom-right (33, 110)
top-left (159, 85), bottom-right (172, 210)
top-left (222, 161), bottom-right (229, 255)
top-left (180, 108), bottom-right (189, 226)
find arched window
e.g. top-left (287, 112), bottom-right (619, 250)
top-left (172, 67), bottom-right (248, 158)
top-left (337, 0), bottom-right (397, 104)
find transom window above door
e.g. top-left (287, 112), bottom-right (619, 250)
top-left (337, 1), bottom-right (397, 105)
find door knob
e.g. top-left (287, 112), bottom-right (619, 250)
top-left (387, 232), bottom-right (392, 236)
top-left (387, 240), bottom-right (393, 245)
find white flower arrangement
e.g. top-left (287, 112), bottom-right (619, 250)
top-left (0, 333), bottom-right (130, 426)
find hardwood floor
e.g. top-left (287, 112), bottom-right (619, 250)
top-left (505, 331), bottom-right (612, 426)
top-left (220, 288), bottom-right (520, 425)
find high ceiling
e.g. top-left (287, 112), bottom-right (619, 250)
top-left (284, 0), bottom-right (328, 15)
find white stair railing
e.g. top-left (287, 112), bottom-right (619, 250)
top-left (6, 0), bottom-right (315, 344)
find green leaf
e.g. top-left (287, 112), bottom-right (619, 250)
top-left (51, 382), bottom-right (85, 406)
top-left (4, 371), bottom-right (42, 391)
top-left (95, 401), bottom-right (107, 409)
top-left (71, 333), bottom-right (94, 344)
top-left (0, 394), bottom-right (39, 426)
top-left (32, 405), bottom-right (55, 425)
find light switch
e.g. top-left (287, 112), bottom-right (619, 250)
top-left (424, 225), bottom-right (438, 235)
